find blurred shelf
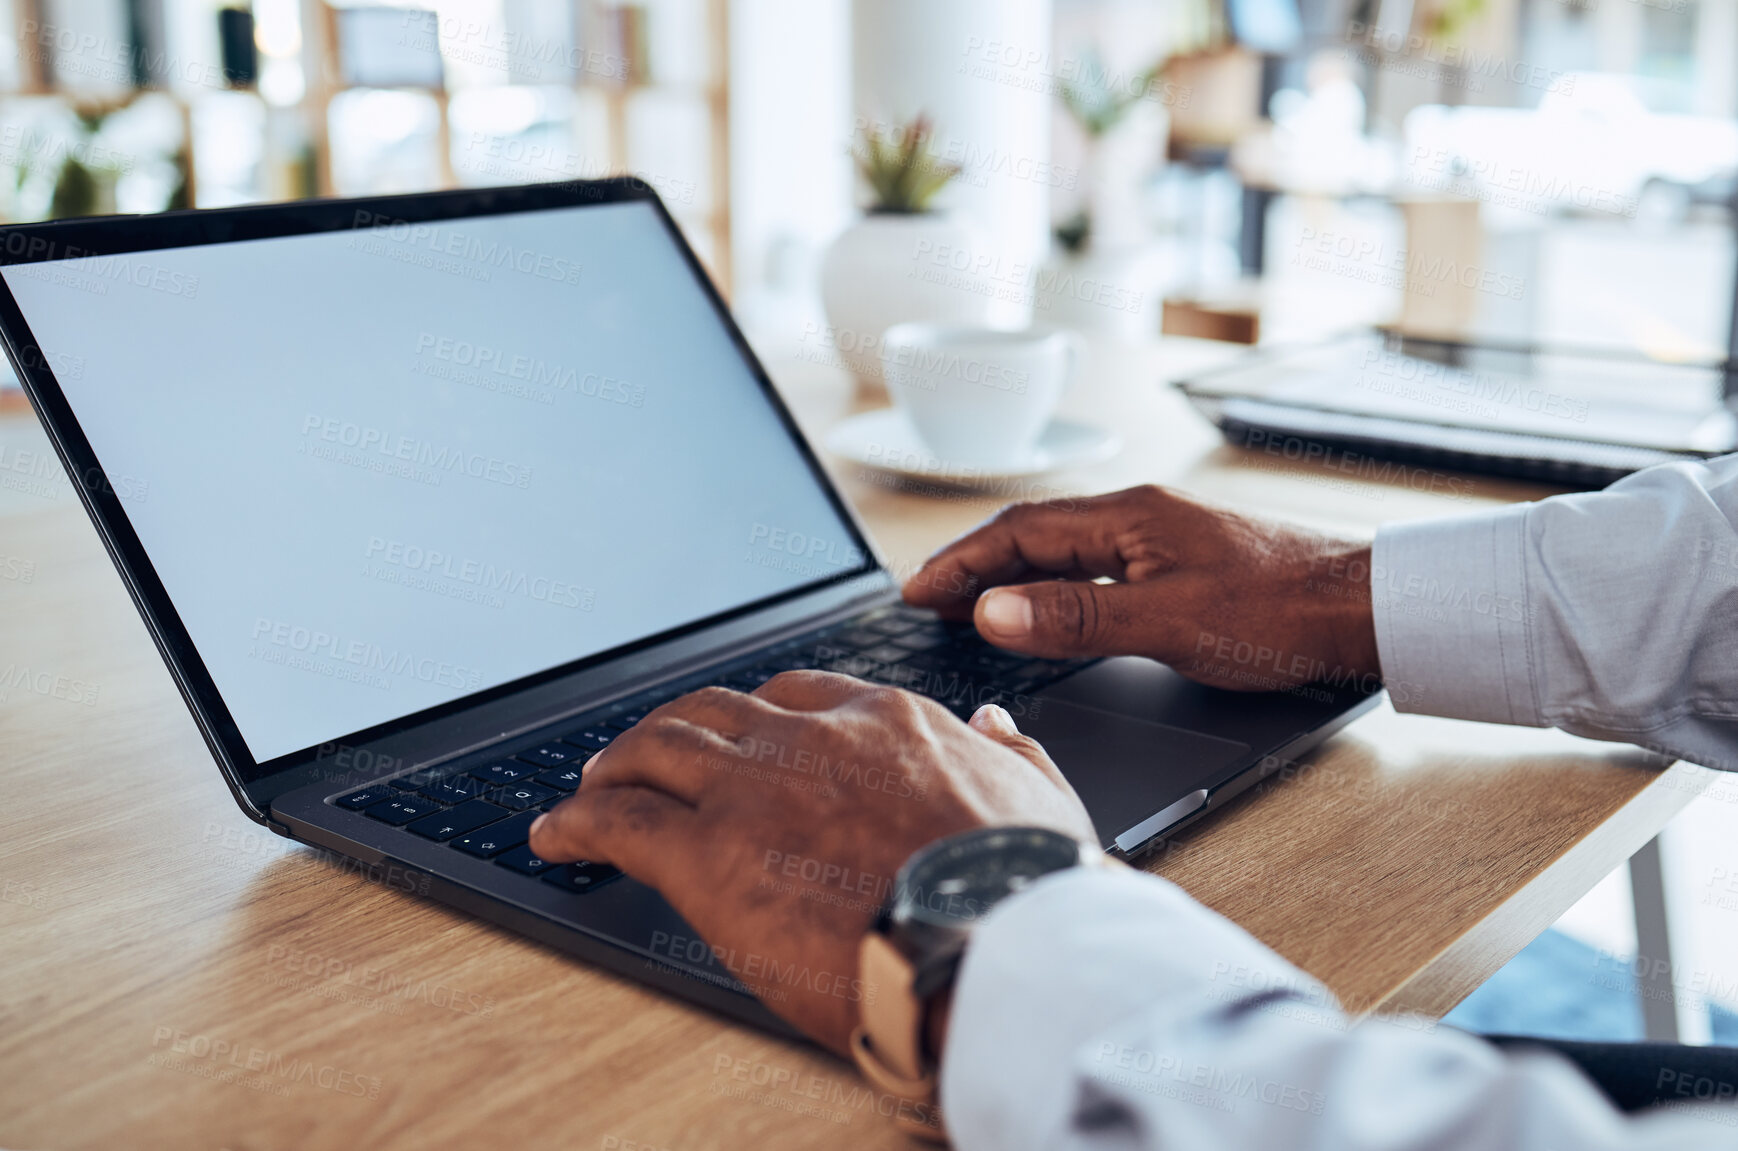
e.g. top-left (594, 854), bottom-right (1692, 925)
top-left (0, 0), bottom-right (733, 292)
top-left (304, 0), bottom-right (732, 290)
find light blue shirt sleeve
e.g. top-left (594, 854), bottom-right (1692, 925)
top-left (1372, 455), bottom-right (1738, 771)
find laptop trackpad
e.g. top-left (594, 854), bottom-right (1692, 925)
top-left (1021, 693), bottom-right (1251, 851)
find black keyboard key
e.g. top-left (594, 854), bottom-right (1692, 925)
top-left (860, 644), bottom-right (910, 666)
top-left (1006, 662), bottom-right (1071, 693)
top-left (864, 614), bottom-right (920, 637)
top-left (542, 861), bottom-right (622, 893)
top-left (497, 782), bottom-right (559, 810)
top-left (495, 843), bottom-right (558, 876)
top-left (336, 786), bottom-right (396, 810)
top-left (612, 709), bottom-right (649, 727)
top-left (889, 630), bottom-right (949, 654)
top-left (404, 765), bottom-right (462, 789)
top-left (364, 797), bottom-right (444, 825)
top-left (562, 727), bottom-right (617, 751)
top-left (421, 776), bottom-right (488, 804)
top-left (903, 650), bottom-right (963, 674)
top-left (915, 680), bottom-right (975, 709)
top-left (875, 664), bottom-right (926, 689)
top-left (407, 800), bottom-right (509, 841)
top-left (470, 760), bottom-right (538, 786)
top-left (968, 648), bottom-right (1027, 670)
top-left (450, 811), bottom-right (541, 858)
top-left (935, 642), bottom-right (985, 663)
top-left (1027, 659), bottom-right (1082, 682)
top-left (536, 767), bottom-right (585, 791)
top-left (902, 670), bottom-right (944, 697)
top-left (516, 744), bottom-right (580, 769)
top-left (826, 654), bottom-right (880, 678)
top-left (831, 626), bottom-right (883, 649)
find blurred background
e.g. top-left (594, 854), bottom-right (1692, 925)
top-left (4, 0), bottom-right (1738, 1046)
top-left (4, 0), bottom-right (1735, 355)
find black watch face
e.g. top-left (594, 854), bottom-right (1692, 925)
top-left (897, 827), bottom-right (1084, 929)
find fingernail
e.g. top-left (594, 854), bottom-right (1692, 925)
top-left (529, 814), bottom-right (548, 838)
top-left (980, 589), bottom-right (1033, 639)
top-left (971, 703), bottom-right (1018, 736)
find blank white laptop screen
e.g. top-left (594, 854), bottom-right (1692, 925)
top-left (3, 201), bottom-right (866, 763)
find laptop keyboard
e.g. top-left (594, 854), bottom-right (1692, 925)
top-left (327, 602), bottom-right (1095, 896)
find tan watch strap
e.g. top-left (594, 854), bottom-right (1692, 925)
top-left (850, 932), bottom-right (948, 1141)
top-left (849, 843), bottom-right (1125, 1142)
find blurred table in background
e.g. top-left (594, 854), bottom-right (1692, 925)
top-left (0, 331), bottom-right (1708, 1150)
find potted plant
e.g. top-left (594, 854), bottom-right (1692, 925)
top-left (819, 116), bottom-right (998, 394)
top-left (1035, 49), bottom-right (1168, 339)
top-left (26, 100), bottom-right (131, 220)
top-left (11, 96), bottom-right (190, 222)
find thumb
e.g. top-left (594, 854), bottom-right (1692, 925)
top-left (968, 701), bottom-right (1025, 743)
top-left (975, 581), bottom-right (1150, 659)
top-left (966, 702), bottom-right (1042, 765)
top-left (968, 703), bottom-right (1062, 777)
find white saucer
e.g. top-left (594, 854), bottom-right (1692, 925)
top-left (824, 409), bottom-right (1121, 488)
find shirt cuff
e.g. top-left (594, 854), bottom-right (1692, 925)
top-left (938, 866), bottom-right (1335, 1150)
top-left (1371, 502), bottom-right (1542, 727)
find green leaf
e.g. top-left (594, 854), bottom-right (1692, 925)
top-left (850, 114), bottom-right (961, 213)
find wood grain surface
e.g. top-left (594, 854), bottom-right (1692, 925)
top-left (0, 335), bottom-right (1703, 1150)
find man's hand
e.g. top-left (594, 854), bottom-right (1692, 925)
top-left (528, 672), bottom-right (1096, 1056)
top-left (904, 484), bottom-right (1380, 693)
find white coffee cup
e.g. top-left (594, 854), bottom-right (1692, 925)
top-left (880, 324), bottom-right (1076, 469)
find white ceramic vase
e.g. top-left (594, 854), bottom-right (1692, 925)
top-left (818, 212), bottom-right (1001, 390)
top-left (1033, 245), bottom-right (1166, 342)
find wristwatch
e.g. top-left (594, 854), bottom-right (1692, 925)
top-left (850, 825), bottom-right (1114, 1140)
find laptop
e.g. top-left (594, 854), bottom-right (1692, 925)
top-left (1176, 329), bottom-right (1738, 489)
top-left (0, 180), bottom-right (1380, 1035)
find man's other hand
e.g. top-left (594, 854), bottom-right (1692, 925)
top-left (528, 672), bottom-right (1096, 1056)
top-left (903, 484), bottom-right (1381, 693)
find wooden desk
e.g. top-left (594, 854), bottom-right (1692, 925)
top-left (0, 338), bottom-right (1708, 1150)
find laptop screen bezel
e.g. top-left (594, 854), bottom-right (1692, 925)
top-left (0, 179), bottom-right (884, 815)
